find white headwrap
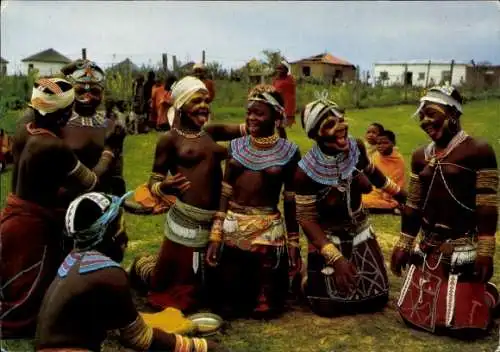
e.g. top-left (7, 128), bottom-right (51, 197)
top-left (30, 78), bottom-right (75, 116)
top-left (302, 98), bottom-right (344, 134)
top-left (413, 85), bottom-right (463, 117)
top-left (167, 76), bottom-right (208, 127)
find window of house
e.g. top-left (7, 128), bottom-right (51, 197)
top-left (379, 71), bottom-right (389, 81)
top-left (302, 66), bottom-right (311, 77)
top-left (418, 72), bottom-right (425, 80)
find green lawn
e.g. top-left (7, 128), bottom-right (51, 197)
top-left (1, 100), bottom-right (500, 352)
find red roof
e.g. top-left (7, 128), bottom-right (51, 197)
top-left (291, 53), bottom-right (354, 67)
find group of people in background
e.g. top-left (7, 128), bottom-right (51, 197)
top-left (0, 57), bottom-right (498, 352)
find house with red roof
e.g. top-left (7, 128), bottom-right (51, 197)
top-left (290, 52), bottom-right (356, 84)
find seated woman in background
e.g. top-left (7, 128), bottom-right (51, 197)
top-left (36, 191), bottom-right (223, 352)
top-left (362, 130), bottom-right (406, 213)
top-left (364, 122), bottom-right (384, 159)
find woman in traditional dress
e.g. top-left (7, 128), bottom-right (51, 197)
top-left (206, 84), bottom-right (301, 319)
top-left (294, 98), bottom-right (406, 317)
top-left (36, 191), bottom-right (224, 352)
top-left (0, 78), bottom-right (116, 338)
top-left (391, 86), bottom-right (498, 338)
top-left (129, 76), bottom-right (247, 313)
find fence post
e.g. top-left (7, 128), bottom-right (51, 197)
top-left (162, 53), bottom-right (168, 76)
top-left (425, 60), bottom-right (431, 88)
top-left (82, 48), bottom-right (87, 60)
top-left (173, 55), bottom-right (177, 75)
top-left (202, 50), bottom-right (206, 65)
top-left (403, 63), bottom-right (408, 103)
top-left (449, 59), bottom-right (455, 85)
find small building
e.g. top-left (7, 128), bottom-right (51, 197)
top-left (290, 53), bottom-right (356, 84)
top-left (0, 57), bottom-right (8, 75)
top-left (108, 58), bottom-right (140, 75)
top-left (21, 48), bottom-right (72, 76)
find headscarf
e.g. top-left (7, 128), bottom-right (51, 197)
top-left (30, 77), bottom-right (75, 116)
top-left (65, 191), bottom-right (133, 251)
top-left (302, 97), bottom-right (344, 135)
top-left (413, 85), bottom-right (463, 117)
top-left (65, 60), bottom-right (105, 88)
top-left (167, 76), bottom-right (208, 127)
top-left (247, 84), bottom-right (285, 118)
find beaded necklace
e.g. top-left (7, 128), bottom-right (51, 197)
top-left (298, 137), bottom-right (360, 186)
top-left (230, 135), bottom-right (298, 171)
top-left (173, 127), bottom-right (206, 139)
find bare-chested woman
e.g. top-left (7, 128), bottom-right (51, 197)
top-left (391, 86), bottom-right (498, 339)
top-left (129, 76), bottom-right (247, 312)
top-left (205, 85), bottom-right (301, 319)
top-left (0, 78), bottom-right (117, 338)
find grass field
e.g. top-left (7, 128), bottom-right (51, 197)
top-left (1, 100), bottom-right (500, 352)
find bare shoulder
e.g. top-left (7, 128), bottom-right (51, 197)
top-left (156, 130), bottom-right (178, 148)
top-left (294, 166), bottom-right (321, 195)
top-left (91, 266), bottom-right (129, 292)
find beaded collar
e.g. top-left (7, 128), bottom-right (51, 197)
top-left (173, 127), bottom-right (206, 139)
top-left (67, 111), bottom-right (106, 128)
top-left (424, 130), bottom-right (469, 167)
top-left (57, 250), bottom-right (120, 278)
top-left (298, 137), bottom-right (360, 186)
top-left (230, 135), bottom-right (298, 171)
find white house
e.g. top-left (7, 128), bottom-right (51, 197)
top-left (21, 48), bottom-right (71, 76)
top-left (373, 60), bottom-right (469, 87)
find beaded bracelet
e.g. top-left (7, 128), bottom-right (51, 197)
top-left (320, 243), bottom-right (343, 265)
top-left (395, 232), bottom-right (415, 252)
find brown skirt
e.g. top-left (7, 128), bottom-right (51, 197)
top-left (305, 230), bottom-right (389, 317)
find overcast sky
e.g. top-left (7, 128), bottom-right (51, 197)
top-left (1, 1), bottom-right (499, 74)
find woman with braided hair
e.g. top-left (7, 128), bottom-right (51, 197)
top-left (1, 78), bottom-right (112, 338)
top-left (294, 97), bottom-right (407, 317)
top-left (205, 84), bottom-right (301, 319)
top-left (35, 192), bottom-right (225, 352)
top-left (391, 86), bottom-right (498, 338)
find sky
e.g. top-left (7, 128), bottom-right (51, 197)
top-left (1, 1), bottom-right (499, 74)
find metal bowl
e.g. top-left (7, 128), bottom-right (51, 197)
top-left (187, 313), bottom-right (223, 336)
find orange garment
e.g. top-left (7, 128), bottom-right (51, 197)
top-left (272, 75), bottom-right (296, 122)
top-left (202, 79), bottom-right (215, 103)
top-left (150, 84), bottom-right (164, 124)
top-left (157, 91), bottom-right (172, 128)
top-left (363, 149), bottom-right (406, 209)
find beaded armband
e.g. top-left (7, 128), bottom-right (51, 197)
top-left (406, 173), bottom-right (421, 210)
top-left (287, 232), bottom-right (300, 248)
top-left (395, 233), bottom-right (415, 252)
top-left (149, 173), bottom-right (166, 198)
top-left (295, 194), bottom-right (318, 222)
top-left (120, 316), bottom-right (153, 351)
top-left (283, 191), bottom-right (296, 202)
top-left (67, 161), bottom-right (98, 191)
top-left (381, 177), bottom-right (401, 196)
top-left (221, 181), bottom-right (233, 198)
top-left (476, 169), bottom-right (499, 192)
top-left (320, 243), bottom-right (343, 265)
top-left (174, 334), bottom-right (208, 352)
top-left (477, 236), bottom-right (496, 258)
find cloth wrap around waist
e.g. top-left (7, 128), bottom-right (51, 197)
top-left (411, 221), bottom-right (478, 271)
top-left (222, 202), bottom-right (286, 251)
top-left (164, 199), bottom-right (215, 248)
top-left (320, 207), bottom-right (371, 248)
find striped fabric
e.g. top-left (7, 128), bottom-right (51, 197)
top-left (230, 136), bottom-right (298, 171)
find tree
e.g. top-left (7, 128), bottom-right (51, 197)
top-left (261, 49), bottom-right (285, 69)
